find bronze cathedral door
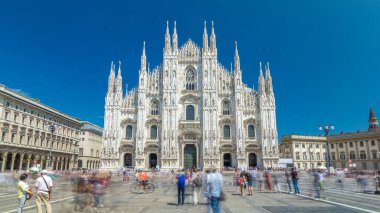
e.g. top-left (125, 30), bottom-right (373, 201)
top-left (183, 144), bottom-right (197, 169)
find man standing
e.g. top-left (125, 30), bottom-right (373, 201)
top-left (207, 167), bottom-right (223, 213)
top-left (290, 168), bottom-right (300, 194)
top-left (177, 171), bottom-right (186, 206)
top-left (35, 170), bottom-right (53, 213)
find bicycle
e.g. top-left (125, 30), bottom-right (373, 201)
top-left (130, 179), bottom-right (155, 194)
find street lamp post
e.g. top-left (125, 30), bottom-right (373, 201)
top-left (45, 123), bottom-right (59, 170)
top-left (319, 124), bottom-right (334, 174)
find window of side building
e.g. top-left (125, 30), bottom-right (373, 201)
top-left (371, 140), bottom-right (375, 146)
top-left (360, 151), bottom-right (366, 159)
top-left (350, 151), bottom-right (356, 159)
top-left (339, 143), bottom-right (343, 148)
top-left (349, 142), bottom-right (353, 147)
top-left (79, 148), bottom-right (83, 156)
top-left (360, 141), bottom-right (364, 147)
top-left (372, 150), bottom-right (377, 159)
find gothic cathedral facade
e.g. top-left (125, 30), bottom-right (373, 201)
top-left (102, 22), bottom-right (279, 170)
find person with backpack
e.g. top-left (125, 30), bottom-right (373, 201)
top-left (17, 173), bottom-right (32, 213)
top-left (191, 170), bottom-right (202, 205)
top-left (176, 171), bottom-right (186, 206)
top-left (245, 171), bottom-right (254, 196)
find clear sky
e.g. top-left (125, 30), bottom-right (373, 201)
top-left (1, 0), bottom-right (379, 138)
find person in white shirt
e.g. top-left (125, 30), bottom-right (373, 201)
top-left (35, 170), bottom-right (53, 213)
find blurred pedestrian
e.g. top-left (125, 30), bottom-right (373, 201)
top-left (207, 167), bottom-right (223, 213)
top-left (318, 170), bottom-right (325, 191)
top-left (285, 170), bottom-right (292, 193)
top-left (264, 170), bottom-right (272, 191)
top-left (191, 170), bottom-right (202, 205)
top-left (272, 170), bottom-right (280, 193)
top-left (312, 170), bottom-right (321, 199)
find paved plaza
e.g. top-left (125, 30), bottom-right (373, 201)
top-left (1, 173), bottom-right (379, 213)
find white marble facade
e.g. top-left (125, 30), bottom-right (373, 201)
top-left (102, 21), bottom-right (279, 170)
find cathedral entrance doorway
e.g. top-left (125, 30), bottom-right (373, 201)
top-left (223, 153), bottom-right (232, 167)
top-left (124, 153), bottom-right (132, 167)
top-left (249, 153), bottom-right (257, 168)
top-left (149, 153), bottom-right (157, 169)
top-left (183, 144), bottom-right (197, 169)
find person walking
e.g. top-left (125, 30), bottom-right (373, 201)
top-left (264, 169), bottom-right (272, 191)
top-left (285, 170), bottom-right (292, 194)
top-left (177, 171), bottom-right (186, 206)
top-left (35, 170), bottom-right (53, 213)
top-left (318, 170), bottom-right (325, 191)
top-left (290, 168), bottom-right (300, 194)
top-left (17, 173), bottom-right (32, 213)
top-left (207, 167), bottom-right (223, 213)
top-left (272, 170), bottom-right (280, 193)
top-left (312, 170), bottom-right (321, 199)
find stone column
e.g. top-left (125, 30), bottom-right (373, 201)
top-left (26, 157), bottom-right (31, 169)
top-left (19, 154), bottom-right (24, 171)
top-left (1, 153), bottom-right (7, 172)
top-left (10, 154), bottom-right (16, 172)
top-left (60, 160), bottom-right (64, 171)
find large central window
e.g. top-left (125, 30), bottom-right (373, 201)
top-left (186, 105), bottom-right (195, 120)
top-left (150, 125), bottom-right (158, 139)
top-left (248, 125), bottom-right (255, 138)
top-left (126, 125), bottom-right (133, 139)
top-left (223, 125), bottom-right (231, 139)
top-left (185, 68), bottom-right (196, 90)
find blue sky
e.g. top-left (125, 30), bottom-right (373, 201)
top-left (1, 0), bottom-right (379, 138)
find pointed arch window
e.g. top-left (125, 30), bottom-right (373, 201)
top-left (126, 125), bottom-right (133, 139)
top-left (150, 100), bottom-right (159, 115)
top-left (248, 125), bottom-right (255, 138)
top-left (223, 125), bottom-right (231, 139)
top-left (222, 100), bottom-right (230, 115)
top-left (186, 105), bottom-right (195, 120)
top-left (185, 68), bottom-right (196, 90)
top-left (150, 125), bottom-right (158, 139)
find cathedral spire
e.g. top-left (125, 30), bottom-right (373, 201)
top-left (141, 41), bottom-right (146, 72)
top-left (210, 21), bottom-right (216, 52)
top-left (107, 61), bottom-right (115, 93)
top-left (369, 106), bottom-right (379, 130)
top-left (265, 62), bottom-right (273, 93)
top-left (234, 41), bottom-right (240, 71)
top-left (172, 20), bottom-right (178, 51)
top-left (203, 21), bottom-right (209, 52)
top-left (117, 60), bottom-right (122, 78)
top-left (258, 62), bottom-right (265, 93)
top-left (115, 61), bottom-right (123, 93)
top-left (165, 20), bottom-right (171, 52)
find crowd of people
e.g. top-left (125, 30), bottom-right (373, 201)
top-left (8, 166), bottom-right (380, 213)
